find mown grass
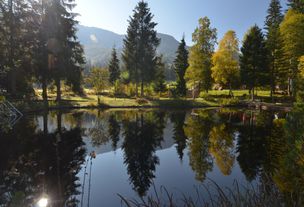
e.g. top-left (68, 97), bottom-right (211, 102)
top-left (12, 88), bottom-right (291, 112)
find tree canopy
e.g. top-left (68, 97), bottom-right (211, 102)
top-left (211, 30), bottom-right (240, 96)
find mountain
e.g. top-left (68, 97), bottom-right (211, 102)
top-left (76, 25), bottom-right (182, 67)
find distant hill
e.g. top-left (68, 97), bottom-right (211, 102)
top-left (76, 25), bottom-right (183, 67)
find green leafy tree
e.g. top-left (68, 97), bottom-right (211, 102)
top-left (87, 67), bottom-right (109, 101)
top-left (153, 56), bottom-right (166, 95)
top-left (265, 0), bottom-right (284, 100)
top-left (122, 1), bottom-right (160, 97)
top-left (280, 9), bottom-right (304, 97)
top-left (186, 17), bottom-right (217, 94)
top-left (240, 25), bottom-right (269, 100)
top-left (211, 30), bottom-right (240, 96)
top-left (108, 47), bottom-right (120, 93)
top-left (173, 37), bottom-right (189, 97)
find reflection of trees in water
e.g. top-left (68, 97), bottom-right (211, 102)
top-left (0, 111), bottom-right (86, 206)
top-left (108, 114), bottom-right (121, 151)
top-left (184, 111), bottom-right (213, 182)
top-left (271, 106), bottom-right (304, 206)
top-left (122, 111), bottom-right (165, 197)
top-left (170, 111), bottom-right (188, 161)
top-left (236, 111), bottom-right (272, 181)
top-left (209, 124), bottom-right (235, 176)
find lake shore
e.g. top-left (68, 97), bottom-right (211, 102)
top-left (11, 95), bottom-right (293, 114)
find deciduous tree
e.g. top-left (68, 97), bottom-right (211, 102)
top-left (211, 30), bottom-right (240, 96)
top-left (186, 17), bottom-right (217, 95)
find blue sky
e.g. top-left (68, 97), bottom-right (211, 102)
top-left (74, 0), bottom-right (287, 45)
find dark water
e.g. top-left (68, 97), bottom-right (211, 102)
top-left (0, 108), bottom-right (303, 206)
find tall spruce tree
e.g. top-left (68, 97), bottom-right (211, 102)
top-left (240, 25), bottom-right (268, 100)
top-left (122, 1), bottom-right (160, 97)
top-left (265, 0), bottom-right (284, 100)
top-left (173, 37), bottom-right (189, 97)
top-left (46, 0), bottom-right (85, 102)
top-left (288, 0), bottom-right (304, 13)
top-left (108, 47), bottom-right (120, 93)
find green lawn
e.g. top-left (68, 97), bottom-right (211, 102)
top-left (16, 88), bottom-right (290, 112)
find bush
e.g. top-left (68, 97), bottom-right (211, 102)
top-left (220, 98), bottom-right (240, 106)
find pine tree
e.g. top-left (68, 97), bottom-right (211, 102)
top-left (108, 47), bottom-right (120, 93)
top-left (240, 25), bottom-right (269, 100)
top-left (122, 1), bottom-right (160, 97)
top-left (265, 0), bottom-right (284, 100)
top-left (173, 36), bottom-right (189, 97)
top-left (186, 17), bottom-right (217, 94)
top-left (153, 56), bottom-right (166, 95)
top-left (287, 0), bottom-right (304, 13)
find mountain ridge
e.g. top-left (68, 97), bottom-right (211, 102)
top-left (76, 25), bottom-right (183, 66)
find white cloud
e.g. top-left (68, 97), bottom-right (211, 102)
top-left (90, 34), bottom-right (98, 43)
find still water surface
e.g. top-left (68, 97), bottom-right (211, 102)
top-left (0, 108), bottom-right (302, 206)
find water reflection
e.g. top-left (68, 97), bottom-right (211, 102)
top-left (0, 108), bottom-right (303, 206)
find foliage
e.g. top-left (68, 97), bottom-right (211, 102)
top-left (287, 0), bottom-right (304, 13)
top-left (108, 47), bottom-right (120, 85)
top-left (153, 56), bottom-right (167, 94)
top-left (173, 37), bottom-right (189, 96)
top-left (86, 67), bottom-right (109, 95)
top-left (280, 9), bottom-right (304, 96)
top-left (186, 17), bottom-right (217, 93)
top-left (240, 25), bottom-right (269, 100)
top-left (122, 1), bottom-right (160, 97)
top-left (265, 0), bottom-right (284, 96)
top-left (211, 30), bottom-right (240, 96)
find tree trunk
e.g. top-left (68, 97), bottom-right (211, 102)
top-left (56, 78), bottom-right (61, 103)
top-left (251, 87), bottom-right (254, 101)
top-left (135, 82), bottom-right (138, 97)
top-left (42, 77), bottom-right (48, 109)
top-left (140, 81), bottom-right (144, 97)
top-left (270, 59), bottom-right (275, 102)
top-left (229, 82), bottom-right (233, 97)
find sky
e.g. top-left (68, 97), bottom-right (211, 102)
top-left (74, 0), bottom-right (288, 45)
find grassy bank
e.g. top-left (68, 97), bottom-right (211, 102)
top-left (9, 89), bottom-right (293, 113)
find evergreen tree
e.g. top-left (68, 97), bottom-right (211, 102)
top-left (46, 0), bottom-right (85, 102)
top-left (108, 47), bottom-right (120, 93)
top-left (240, 25), bottom-right (268, 100)
top-left (265, 0), bottom-right (284, 100)
top-left (108, 47), bottom-right (120, 84)
top-left (0, 0), bottom-right (38, 97)
top-left (186, 17), bottom-right (217, 94)
top-left (173, 37), bottom-right (189, 97)
top-left (287, 0), bottom-right (304, 13)
top-left (122, 1), bottom-right (160, 97)
top-left (153, 56), bottom-right (166, 94)
top-left (211, 30), bottom-right (240, 96)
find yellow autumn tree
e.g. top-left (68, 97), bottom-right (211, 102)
top-left (211, 30), bottom-right (240, 96)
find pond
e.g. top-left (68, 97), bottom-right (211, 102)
top-left (0, 108), bottom-right (303, 206)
